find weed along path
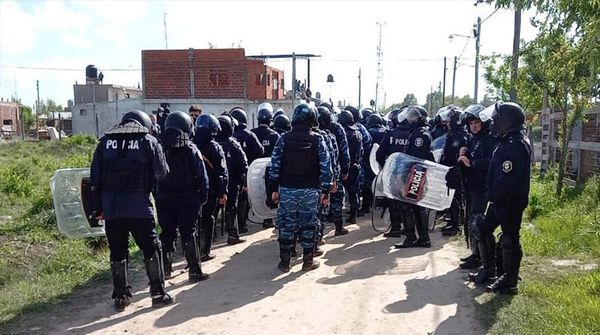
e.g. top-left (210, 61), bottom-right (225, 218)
top-left (6, 217), bottom-right (487, 335)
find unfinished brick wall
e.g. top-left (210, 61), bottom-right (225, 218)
top-left (142, 48), bottom-right (284, 100)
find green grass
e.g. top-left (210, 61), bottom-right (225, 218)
top-left (480, 170), bottom-right (600, 335)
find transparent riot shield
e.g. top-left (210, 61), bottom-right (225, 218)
top-left (50, 168), bottom-right (106, 238)
top-left (380, 152), bottom-right (454, 211)
top-left (431, 133), bottom-right (447, 163)
top-left (246, 158), bottom-right (277, 220)
top-left (371, 171), bottom-right (390, 232)
top-left (369, 143), bottom-right (382, 175)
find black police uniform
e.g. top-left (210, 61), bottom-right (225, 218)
top-left (251, 124), bottom-right (280, 228)
top-left (193, 128), bottom-right (229, 258)
top-left (341, 122), bottom-right (363, 223)
top-left (90, 115), bottom-right (172, 310)
top-left (233, 124), bottom-right (264, 230)
top-left (441, 126), bottom-right (469, 235)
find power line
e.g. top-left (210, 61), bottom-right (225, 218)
top-left (0, 65), bottom-right (141, 71)
top-left (481, 8), bottom-right (500, 24)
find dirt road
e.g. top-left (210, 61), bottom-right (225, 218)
top-left (7, 217), bottom-right (487, 334)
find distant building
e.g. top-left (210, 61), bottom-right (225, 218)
top-left (0, 100), bottom-right (21, 139)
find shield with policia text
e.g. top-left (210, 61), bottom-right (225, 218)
top-left (380, 152), bottom-right (454, 211)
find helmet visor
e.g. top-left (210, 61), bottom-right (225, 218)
top-left (397, 110), bottom-right (407, 124)
top-left (480, 103), bottom-right (498, 122)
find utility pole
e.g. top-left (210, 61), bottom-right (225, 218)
top-left (358, 68), bottom-right (362, 110)
top-left (428, 86), bottom-right (433, 113)
top-left (442, 57), bottom-right (447, 106)
top-left (510, 8), bottom-right (521, 102)
top-left (375, 21), bottom-right (385, 112)
top-left (163, 13), bottom-right (168, 49)
top-left (36, 80), bottom-right (40, 138)
top-left (292, 52), bottom-right (297, 111)
top-left (474, 16), bottom-right (481, 104)
top-left (452, 56), bottom-right (457, 104)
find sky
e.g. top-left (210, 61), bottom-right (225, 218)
top-left (0, 0), bottom-right (539, 111)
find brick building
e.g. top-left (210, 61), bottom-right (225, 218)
top-left (142, 48), bottom-right (284, 100)
top-left (0, 100), bottom-right (20, 138)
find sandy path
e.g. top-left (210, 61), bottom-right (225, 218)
top-left (7, 217), bottom-right (486, 335)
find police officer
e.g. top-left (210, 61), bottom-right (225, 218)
top-left (216, 115), bottom-right (250, 237)
top-left (430, 107), bottom-right (449, 140)
top-left (270, 103), bottom-right (333, 272)
top-left (90, 110), bottom-right (173, 311)
top-left (189, 105), bottom-right (202, 124)
top-left (361, 108), bottom-right (375, 125)
top-left (319, 103), bottom-right (351, 235)
top-left (273, 114), bottom-right (291, 135)
top-left (251, 102), bottom-right (280, 228)
top-left (156, 111), bottom-right (210, 282)
top-left (376, 110), bottom-right (413, 239)
top-left (157, 106), bottom-right (170, 133)
top-left (364, 113), bottom-right (386, 213)
top-left (439, 106), bottom-right (469, 237)
top-left (394, 106), bottom-right (433, 248)
top-left (274, 107), bottom-right (286, 118)
top-left (344, 106), bottom-right (372, 216)
top-left (470, 102), bottom-right (531, 294)
top-left (230, 107), bottom-right (264, 231)
top-left (338, 110), bottom-right (363, 225)
top-left (454, 105), bottom-right (499, 270)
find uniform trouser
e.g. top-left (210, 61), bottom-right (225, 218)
top-left (413, 205), bottom-right (431, 242)
top-left (362, 168), bottom-right (375, 209)
top-left (342, 164), bottom-right (361, 212)
top-left (477, 202), bottom-right (524, 282)
top-left (237, 187), bottom-right (250, 229)
top-left (329, 181), bottom-right (345, 220)
top-left (389, 199), bottom-right (408, 233)
top-left (157, 204), bottom-right (201, 253)
top-left (466, 190), bottom-right (486, 254)
top-left (200, 194), bottom-right (219, 255)
top-left (449, 189), bottom-right (463, 228)
top-left (277, 187), bottom-right (320, 252)
top-left (226, 183), bottom-right (241, 238)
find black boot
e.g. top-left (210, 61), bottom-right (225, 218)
top-left (334, 218), bottom-right (349, 236)
top-left (301, 248), bottom-right (320, 271)
top-left (487, 235), bottom-right (521, 294)
top-left (262, 218), bottom-right (275, 229)
top-left (162, 251), bottom-right (173, 279)
top-left (384, 208), bottom-right (403, 238)
top-left (226, 209), bottom-right (246, 245)
top-left (184, 236), bottom-right (209, 283)
top-left (111, 260), bottom-right (131, 312)
top-left (278, 249), bottom-right (292, 272)
top-left (468, 234), bottom-right (496, 284)
top-left (345, 210), bottom-right (358, 225)
top-left (144, 250), bottom-right (174, 308)
top-left (441, 225), bottom-right (460, 236)
top-left (200, 216), bottom-right (215, 261)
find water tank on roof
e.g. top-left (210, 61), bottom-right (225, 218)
top-left (86, 65), bottom-right (98, 82)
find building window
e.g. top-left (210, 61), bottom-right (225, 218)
top-left (80, 109), bottom-right (87, 116)
top-left (209, 70), bottom-right (229, 86)
top-left (3, 120), bottom-right (12, 125)
top-left (255, 74), bottom-right (265, 86)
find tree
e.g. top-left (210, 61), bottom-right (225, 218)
top-left (401, 94), bottom-right (418, 106)
top-left (20, 106), bottom-right (34, 133)
top-left (38, 98), bottom-right (63, 116)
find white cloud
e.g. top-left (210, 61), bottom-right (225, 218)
top-left (0, 1), bottom-right (38, 56)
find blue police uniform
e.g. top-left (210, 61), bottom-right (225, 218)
top-left (341, 123), bottom-right (363, 222)
top-left (270, 124), bottom-right (332, 270)
top-left (193, 128), bottom-right (229, 258)
top-left (327, 123), bottom-right (350, 225)
top-left (90, 121), bottom-right (170, 307)
top-left (233, 124), bottom-right (264, 230)
top-left (356, 123), bottom-right (372, 213)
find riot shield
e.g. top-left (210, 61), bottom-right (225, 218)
top-left (246, 158), bottom-right (277, 220)
top-left (431, 133), bottom-right (447, 163)
top-left (380, 152), bottom-right (454, 211)
top-left (369, 143), bottom-right (382, 175)
top-left (50, 168), bottom-right (106, 238)
top-left (371, 171), bottom-right (390, 232)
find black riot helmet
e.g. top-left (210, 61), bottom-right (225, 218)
top-left (318, 101), bottom-right (333, 112)
top-left (463, 104), bottom-right (490, 129)
top-left (337, 110), bottom-right (355, 127)
top-left (274, 107), bottom-right (286, 118)
top-left (273, 114), bottom-right (291, 132)
top-left (291, 103), bottom-right (317, 127)
top-left (195, 114), bottom-right (221, 136)
top-left (217, 115), bottom-right (234, 138)
top-left (481, 101), bottom-right (526, 136)
top-left (439, 105), bottom-right (464, 130)
top-left (257, 102), bottom-right (274, 125)
top-left (403, 105), bottom-right (428, 125)
top-left (361, 108), bottom-right (375, 122)
top-left (121, 110), bottom-right (152, 129)
top-left (366, 113), bottom-right (385, 128)
top-left (344, 106), bottom-right (361, 124)
top-left (317, 106), bottom-right (333, 129)
top-left (230, 107), bottom-right (248, 125)
top-left (165, 111), bottom-right (194, 134)
top-left (387, 106), bottom-right (407, 128)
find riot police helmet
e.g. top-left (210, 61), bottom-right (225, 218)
top-left (439, 105), bottom-right (464, 129)
top-left (257, 102), bottom-right (274, 125)
top-left (121, 110), bottom-right (152, 129)
top-left (366, 113), bottom-right (385, 128)
top-left (403, 106), bottom-right (428, 125)
top-left (195, 114), bottom-right (221, 136)
top-left (217, 115), bottom-right (234, 138)
top-left (317, 106), bottom-right (333, 128)
top-left (318, 101), bottom-right (333, 112)
top-left (386, 106), bottom-right (408, 127)
top-left (230, 107), bottom-right (248, 125)
top-left (337, 110), bottom-right (355, 127)
top-left (291, 103), bottom-right (318, 127)
top-left (274, 107), bottom-right (286, 118)
top-left (165, 111), bottom-right (194, 134)
top-left (480, 101), bottom-right (525, 136)
top-left (273, 114), bottom-right (291, 132)
top-left (344, 106), bottom-right (361, 124)
top-left (361, 108), bottom-right (375, 122)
